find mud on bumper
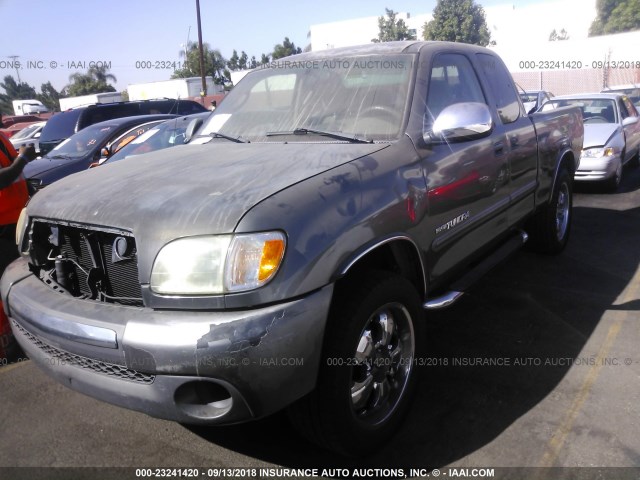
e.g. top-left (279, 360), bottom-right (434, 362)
top-left (1, 258), bottom-right (332, 424)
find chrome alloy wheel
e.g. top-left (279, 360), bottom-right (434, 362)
top-left (350, 302), bottom-right (415, 424)
top-left (555, 182), bottom-right (570, 241)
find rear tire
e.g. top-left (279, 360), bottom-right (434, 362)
top-left (288, 271), bottom-right (424, 456)
top-left (526, 165), bottom-right (572, 254)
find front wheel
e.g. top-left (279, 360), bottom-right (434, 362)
top-left (288, 272), bottom-right (424, 456)
top-left (526, 165), bottom-right (573, 254)
top-left (603, 159), bottom-right (623, 192)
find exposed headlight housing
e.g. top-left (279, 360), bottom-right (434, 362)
top-left (15, 208), bottom-right (29, 255)
top-left (150, 231), bottom-right (286, 295)
top-left (581, 147), bottom-right (615, 158)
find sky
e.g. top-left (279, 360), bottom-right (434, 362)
top-left (0, 0), bottom-right (593, 93)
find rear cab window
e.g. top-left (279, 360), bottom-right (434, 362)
top-left (476, 53), bottom-right (521, 124)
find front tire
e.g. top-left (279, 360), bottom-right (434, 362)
top-left (288, 272), bottom-right (424, 456)
top-left (604, 159), bottom-right (623, 192)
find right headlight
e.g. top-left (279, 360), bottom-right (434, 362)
top-left (150, 231), bottom-right (286, 295)
top-left (581, 147), bottom-right (615, 158)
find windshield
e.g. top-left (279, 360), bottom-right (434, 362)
top-left (540, 98), bottom-right (618, 124)
top-left (197, 54), bottom-right (413, 142)
top-left (11, 123), bottom-right (42, 140)
top-left (48, 123), bottom-right (117, 159)
top-left (107, 119), bottom-right (188, 163)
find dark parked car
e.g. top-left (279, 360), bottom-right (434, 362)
top-left (97, 112), bottom-right (210, 166)
top-left (38, 99), bottom-right (207, 156)
top-left (2, 41), bottom-right (583, 456)
top-left (24, 115), bottom-right (177, 191)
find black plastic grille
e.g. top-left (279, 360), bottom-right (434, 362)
top-left (13, 320), bottom-right (155, 384)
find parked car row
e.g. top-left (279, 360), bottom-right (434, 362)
top-left (1, 99), bottom-right (210, 193)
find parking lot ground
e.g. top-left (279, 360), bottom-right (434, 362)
top-left (1, 168), bottom-right (640, 478)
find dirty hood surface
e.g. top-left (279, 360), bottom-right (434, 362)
top-left (27, 142), bottom-right (386, 274)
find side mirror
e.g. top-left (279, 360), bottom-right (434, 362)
top-left (622, 116), bottom-right (638, 127)
top-left (425, 102), bottom-right (493, 143)
top-left (100, 147), bottom-right (110, 158)
top-left (34, 132), bottom-right (41, 138)
top-left (184, 118), bottom-right (204, 143)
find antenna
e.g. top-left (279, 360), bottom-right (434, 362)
top-left (7, 55), bottom-right (21, 82)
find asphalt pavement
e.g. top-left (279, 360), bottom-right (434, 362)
top-left (1, 166), bottom-right (639, 478)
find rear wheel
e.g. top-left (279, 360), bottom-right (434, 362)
top-left (526, 165), bottom-right (572, 254)
top-left (288, 272), bottom-right (424, 456)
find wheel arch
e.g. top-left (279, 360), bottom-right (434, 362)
top-left (335, 235), bottom-right (427, 300)
top-left (547, 148), bottom-right (577, 204)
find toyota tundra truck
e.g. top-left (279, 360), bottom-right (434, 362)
top-left (1, 41), bottom-right (583, 456)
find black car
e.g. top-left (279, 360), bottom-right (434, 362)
top-left (25, 114), bottom-right (178, 191)
top-left (38, 99), bottom-right (207, 156)
top-left (99, 112), bottom-right (210, 166)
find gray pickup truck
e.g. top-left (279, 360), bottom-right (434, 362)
top-left (1, 41), bottom-right (583, 456)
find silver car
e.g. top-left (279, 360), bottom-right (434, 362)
top-left (9, 121), bottom-right (46, 155)
top-left (540, 93), bottom-right (640, 191)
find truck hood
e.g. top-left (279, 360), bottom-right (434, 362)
top-left (27, 142), bottom-right (387, 275)
top-left (583, 124), bottom-right (620, 149)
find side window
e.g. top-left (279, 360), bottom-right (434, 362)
top-left (477, 53), bottom-right (520, 124)
top-left (426, 53), bottom-right (486, 122)
top-left (622, 97), bottom-right (638, 117)
top-left (618, 99), bottom-right (630, 120)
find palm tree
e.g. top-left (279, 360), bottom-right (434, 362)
top-left (64, 66), bottom-right (117, 97)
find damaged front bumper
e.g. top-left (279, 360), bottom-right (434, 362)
top-left (1, 258), bottom-right (332, 424)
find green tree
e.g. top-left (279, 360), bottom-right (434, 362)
top-left (65, 65), bottom-right (117, 97)
top-left (549, 28), bottom-right (570, 41)
top-left (371, 8), bottom-right (417, 42)
top-left (272, 37), bottom-right (302, 60)
top-left (226, 50), bottom-right (249, 71)
top-left (0, 75), bottom-right (38, 114)
top-left (423, 0), bottom-right (491, 46)
top-left (227, 50), bottom-right (240, 71)
top-left (36, 82), bottom-right (61, 111)
top-left (588, 0), bottom-right (640, 36)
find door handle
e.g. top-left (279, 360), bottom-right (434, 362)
top-left (494, 141), bottom-right (504, 156)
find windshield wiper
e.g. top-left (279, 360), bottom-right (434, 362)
top-left (48, 154), bottom-right (73, 160)
top-left (266, 128), bottom-right (373, 144)
top-left (208, 132), bottom-right (248, 143)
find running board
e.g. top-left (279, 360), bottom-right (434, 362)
top-left (423, 230), bottom-right (529, 310)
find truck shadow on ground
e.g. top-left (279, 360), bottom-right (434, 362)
top-left (187, 168), bottom-right (640, 469)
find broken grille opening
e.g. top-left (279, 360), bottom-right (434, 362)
top-left (29, 221), bottom-right (144, 307)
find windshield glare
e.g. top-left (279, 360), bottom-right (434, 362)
top-left (12, 124), bottom-right (42, 140)
top-left (107, 120), bottom-right (186, 163)
top-left (199, 54), bottom-right (413, 142)
top-left (49, 124), bottom-right (115, 159)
